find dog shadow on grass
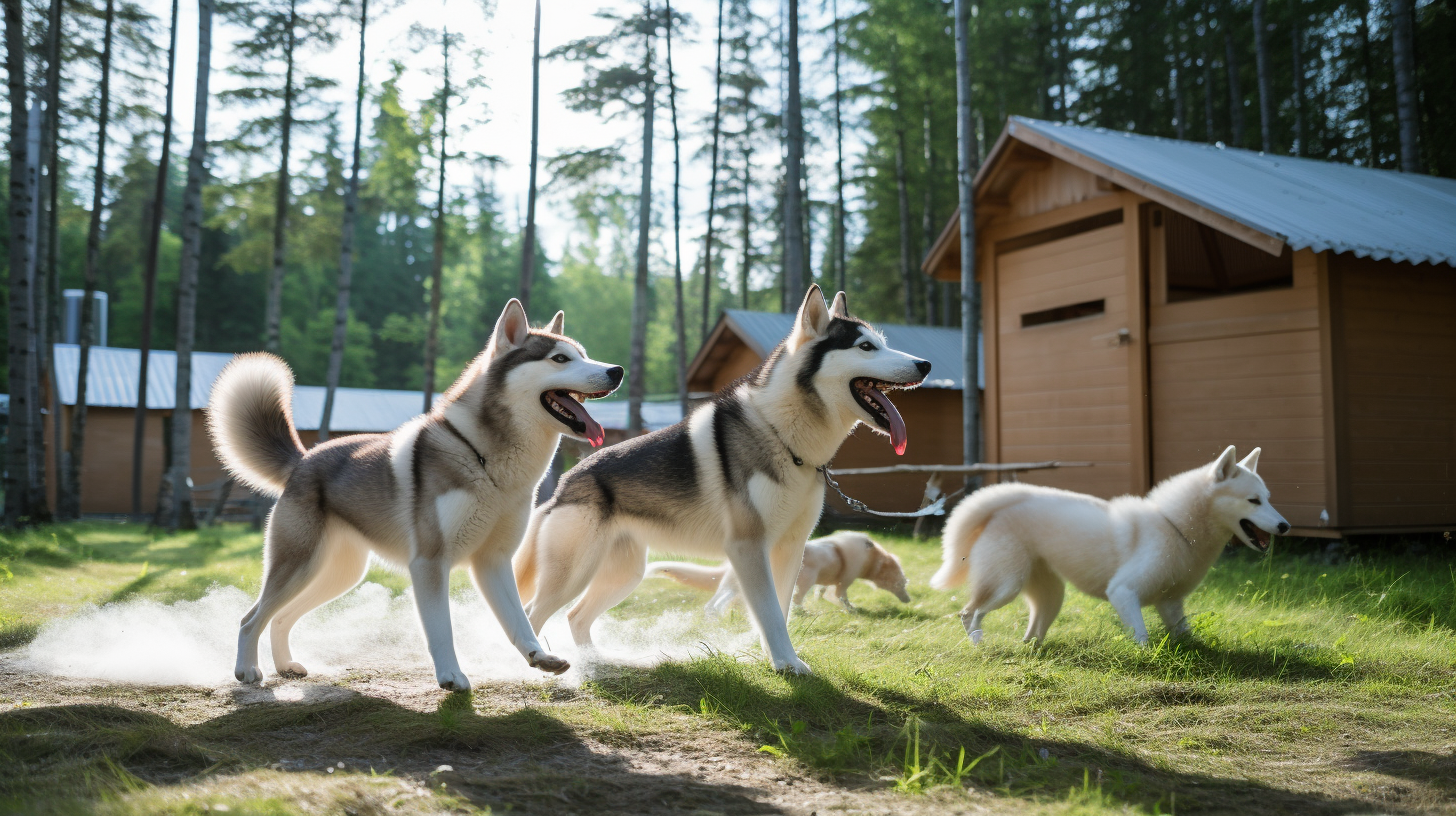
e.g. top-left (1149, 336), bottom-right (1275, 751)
top-left (589, 657), bottom-right (1437, 815)
top-left (0, 683), bottom-right (787, 815)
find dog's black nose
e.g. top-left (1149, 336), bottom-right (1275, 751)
top-left (914, 360), bottom-right (931, 376)
top-left (1277, 522), bottom-right (1289, 534)
top-left (606, 366), bottom-right (625, 387)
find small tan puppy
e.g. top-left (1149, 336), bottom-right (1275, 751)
top-left (648, 532), bottom-right (912, 613)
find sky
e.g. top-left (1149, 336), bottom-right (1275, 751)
top-left (132, 0), bottom-right (871, 278)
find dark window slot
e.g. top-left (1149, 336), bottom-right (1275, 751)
top-left (1162, 208), bottom-right (1292, 302)
top-left (1021, 299), bottom-right (1105, 328)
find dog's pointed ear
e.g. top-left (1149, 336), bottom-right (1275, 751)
top-left (830, 291), bottom-right (850, 318)
top-left (1238, 447), bottom-right (1261, 474)
top-left (491, 299), bottom-right (531, 356)
top-left (1212, 445), bottom-right (1239, 481)
top-left (544, 310), bottom-right (565, 335)
top-left (789, 284), bottom-right (830, 349)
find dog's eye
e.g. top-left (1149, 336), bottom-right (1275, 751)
top-left (551, 354), bottom-right (570, 364)
top-left (858, 341), bottom-right (876, 351)
top-left (1248, 497), bottom-right (1262, 505)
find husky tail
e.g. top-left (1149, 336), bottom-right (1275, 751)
top-left (206, 353), bottom-right (306, 497)
top-left (930, 484), bottom-right (1029, 590)
top-left (645, 561), bottom-right (729, 592)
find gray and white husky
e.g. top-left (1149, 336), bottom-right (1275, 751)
top-left (210, 300), bottom-right (622, 690)
top-left (513, 285), bottom-right (931, 674)
top-left (930, 446), bottom-right (1290, 646)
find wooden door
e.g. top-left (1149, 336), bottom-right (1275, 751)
top-left (994, 213), bottom-right (1134, 498)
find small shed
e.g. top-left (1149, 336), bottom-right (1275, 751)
top-left (923, 117), bottom-right (1456, 536)
top-left (687, 309), bottom-right (973, 514)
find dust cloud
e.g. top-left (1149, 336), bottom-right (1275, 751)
top-left (11, 581), bottom-right (757, 687)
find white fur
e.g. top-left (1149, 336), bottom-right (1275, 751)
top-left (931, 445), bottom-right (1289, 646)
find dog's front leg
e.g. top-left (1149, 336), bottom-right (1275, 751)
top-left (726, 539), bottom-right (811, 675)
top-left (1105, 582), bottom-right (1149, 645)
top-left (1155, 598), bottom-right (1192, 639)
top-left (470, 550), bottom-right (570, 675)
top-left (409, 555), bottom-right (470, 691)
top-left (836, 583), bottom-right (857, 613)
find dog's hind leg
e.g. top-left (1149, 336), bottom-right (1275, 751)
top-left (565, 537), bottom-right (646, 646)
top-left (1021, 560), bottom-right (1064, 645)
top-left (268, 528), bottom-right (370, 677)
top-left (235, 500), bottom-right (326, 683)
top-left (1155, 598), bottom-right (1191, 639)
top-left (957, 532), bottom-right (1030, 645)
top-left (520, 507), bottom-right (602, 635)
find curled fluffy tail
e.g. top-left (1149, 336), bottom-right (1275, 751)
top-left (929, 484), bottom-right (1027, 590)
top-left (206, 353), bottom-right (305, 497)
top-left (644, 561), bottom-right (728, 592)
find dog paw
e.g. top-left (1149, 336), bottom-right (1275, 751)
top-left (277, 661), bottom-right (308, 678)
top-left (235, 665), bottom-right (264, 684)
top-left (436, 669), bottom-right (472, 692)
top-left (527, 650), bottom-right (570, 675)
top-left (968, 629), bottom-right (984, 645)
top-left (773, 657), bottom-right (813, 676)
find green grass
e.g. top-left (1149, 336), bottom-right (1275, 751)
top-left (1, 522), bottom-right (1454, 814)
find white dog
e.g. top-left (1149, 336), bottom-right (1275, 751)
top-left (930, 446), bottom-right (1288, 645)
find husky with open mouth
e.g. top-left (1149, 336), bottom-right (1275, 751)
top-left (211, 301), bottom-right (622, 690)
top-left (930, 446), bottom-right (1289, 646)
top-left (513, 285), bottom-right (930, 674)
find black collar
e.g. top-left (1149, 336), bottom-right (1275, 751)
top-left (764, 419), bottom-right (815, 469)
top-left (440, 418), bottom-right (487, 469)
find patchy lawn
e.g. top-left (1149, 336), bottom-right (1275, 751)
top-left (1, 522), bottom-right (1453, 815)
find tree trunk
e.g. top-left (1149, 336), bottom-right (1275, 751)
top-left (4, 0), bottom-right (36, 527)
top-left (264, 0), bottom-right (297, 354)
top-left (320, 0), bottom-right (368, 442)
top-left (423, 29), bottom-right (450, 414)
top-left (1221, 0), bottom-right (1244, 148)
top-left (665, 1), bottom-right (687, 414)
top-left (1356, 0), bottom-right (1375, 164)
top-left (518, 0), bottom-right (540, 311)
top-left (740, 145), bottom-right (751, 310)
top-left (701, 0), bottom-right (723, 341)
top-left (953, 0), bottom-right (981, 477)
top-left (63, 0), bottom-right (115, 521)
top-left (29, 0), bottom-right (64, 521)
top-left (1174, 62), bottom-right (1186, 140)
top-left (627, 11), bottom-right (655, 436)
top-left (1290, 1), bottom-right (1303, 156)
top-left (43, 0), bottom-right (64, 519)
top-left (159, 0), bottom-right (212, 531)
top-left (781, 0), bottom-right (805, 305)
top-left (1389, 0), bottom-right (1419, 172)
top-left (1252, 0), bottom-right (1272, 152)
top-left (832, 0), bottom-right (846, 295)
top-left (895, 127), bottom-right (914, 325)
top-left (132, 0), bottom-right (178, 518)
top-left (921, 93), bottom-right (935, 324)
top-left (1202, 9), bottom-right (1216, 143)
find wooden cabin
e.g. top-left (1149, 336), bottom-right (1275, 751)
top-left (687, 309), bottom-right (972, 515)
top-left (922, 117), bottom-right (1456, 536)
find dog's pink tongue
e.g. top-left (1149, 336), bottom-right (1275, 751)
top-left (865, 389), bottom-right (908, 455)
top-left (557, 393), bottom-right (605, 447)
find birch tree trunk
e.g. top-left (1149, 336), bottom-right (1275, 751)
top-left (954, 0), bottom-right (981, 475)
top-left (159, 0), bottom-right (212, 531)
top-left (1389, 0), bottom-right (1419, 172)
top-left (922, 93), bottom-right (935, 325)
top-left (701, 0), bottom-right (723, 341)
top-left (30, 0), bottom-right (64, 520)
top-left (1203, 6), bottom-right (1216, 143)
top-left (320, 0), bottom-right (368, 442)
top-left (1221, 0), bottom-right (1244, 147)
top-left (132, 0), bottom-right (179, 518)
top-left (1356, 0), bottom-right (1375, 164)
top-left (4, 0), bottom-right (36, 527)
top-left (627, 10), bottom-right (655, 436)
top-left (264, 0), bottom-right (298, 354)
top-left (740, 144), bottom-right (750, 310)
top-left (781, 0), bottom-right (805, 305)
top-left (43, 0), bottom-right (64, 518)
top-left (518, 0), bottom-right (540, 311)
top-left (832, 0), bottom-right (846, 295)
top-left (1252, 0), bottom-right (1273, 152)
top-left (423, 29), bottom-right (450, 413)
top-left (63, 0), bottom-right (116, 521)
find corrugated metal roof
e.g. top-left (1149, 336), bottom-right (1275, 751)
top-left (50, 345), bottom-right (658, 433)
top-left (1007, 117), bottom-right (1456, 266)
top-left (722, 310), bottom-right (982, 390)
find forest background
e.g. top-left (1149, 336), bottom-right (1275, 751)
top-left (1, 0), bottom-right (1452, 432)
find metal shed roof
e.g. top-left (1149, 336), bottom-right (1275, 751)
top-left (1000, 117), bottom-right (1456, 266)
top-left (50, 345), bottom-right (653, 433)
top-left (721, 309), bottom-right (981, 390)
